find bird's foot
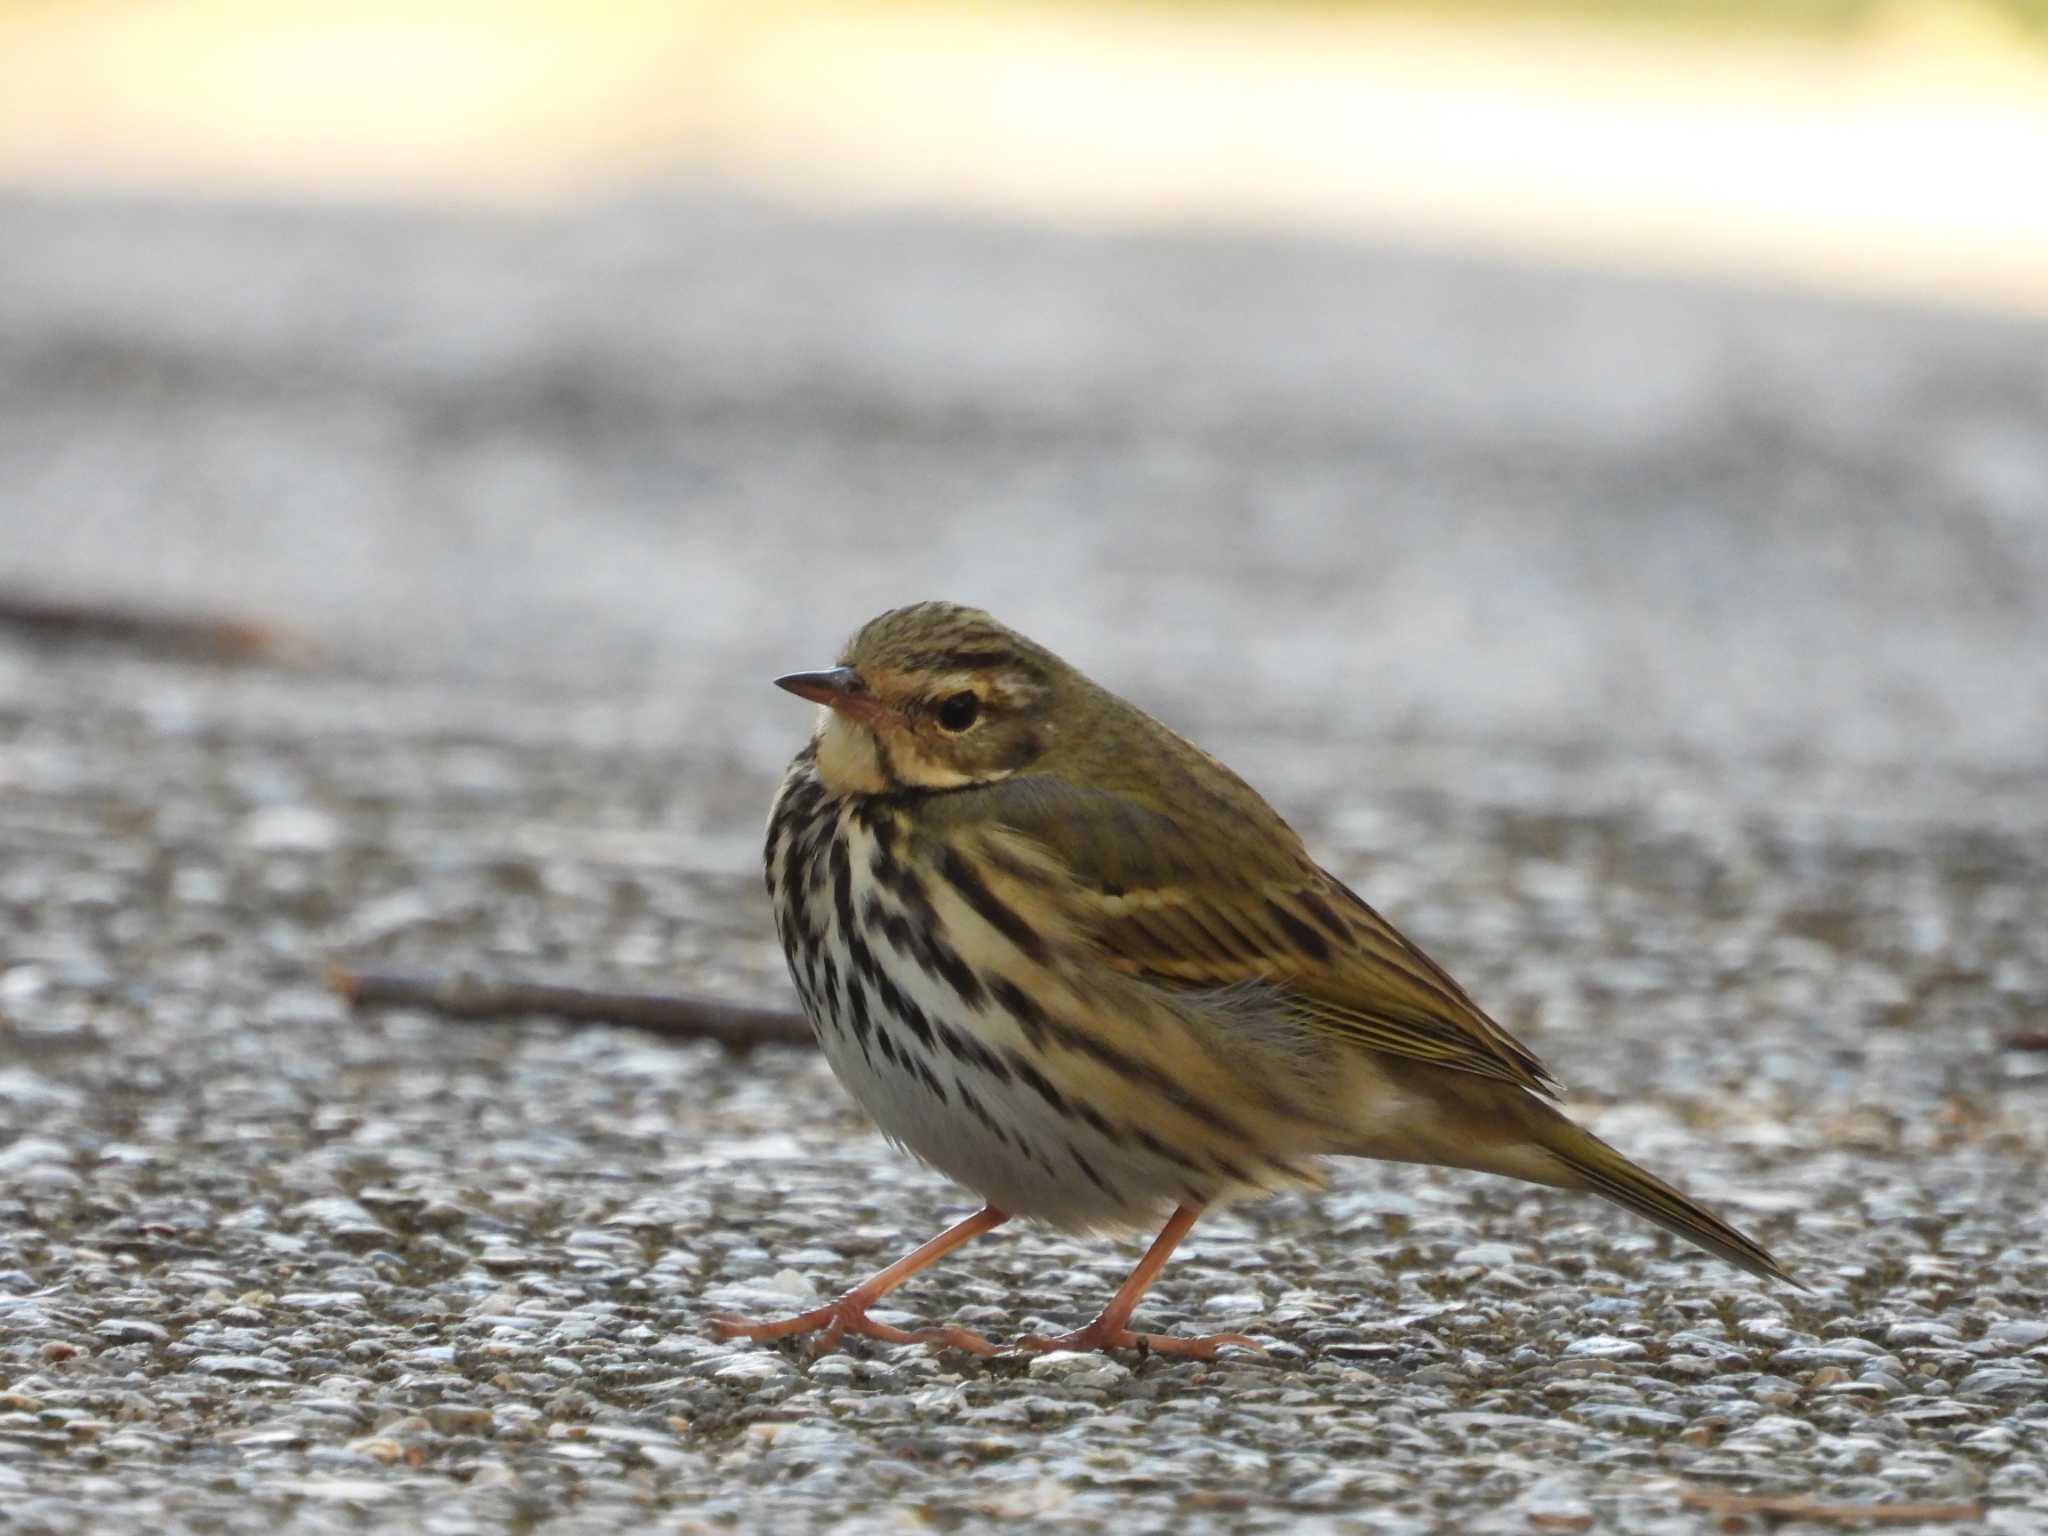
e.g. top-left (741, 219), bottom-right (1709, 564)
top-left (1011, 1321), bottom-right (1265, 1359)
top-left (708, 1297), bottom-right (999, 1357)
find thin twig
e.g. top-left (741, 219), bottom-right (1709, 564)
top-left (0, 592), bottom-right (299, 662)
top-left (1678, 1490), bottom-right (1983, 1525)
top-left (2003, 1032), bottom-right (2048, 1053)
top-left (326, 965), bottom-right (814, 1053)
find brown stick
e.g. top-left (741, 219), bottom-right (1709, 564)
top-left (2003, 1032), bottom-right (2048, 1053)
top-left (326, 965), bottom-right (814, 1052)
top-left (1678, 1490), bottom-right (1983, 1525)
top-left (0, 592), bottom-right (298, 662)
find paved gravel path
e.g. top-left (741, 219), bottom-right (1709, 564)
top-left (1, 192), bottom-right (2045, 1534)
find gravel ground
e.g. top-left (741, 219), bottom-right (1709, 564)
top-left (1, 191), bottom-right (2045, 1535)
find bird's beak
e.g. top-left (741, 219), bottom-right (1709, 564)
top-left (774, 667), bottom-right (901, 730)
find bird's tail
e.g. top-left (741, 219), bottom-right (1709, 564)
top-left (1531, 1108), bottom-right (1798, 1286)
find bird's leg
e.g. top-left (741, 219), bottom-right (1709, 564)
top-left (1013, 1204), bottom-right (1266, 1359)
top-left (708, 1205), bottom-right (1010, 1356)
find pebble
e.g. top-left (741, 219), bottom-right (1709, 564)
top-left (713, 1356), bottom-right (793, 1383)
top-left (236, 806), bottom-right (344, 854)
top-left (188, 1356), bottom-right (293, 1379)
top-left (422, 1403), bottom-right (495, 1435)
top-left (287, 1200), bottom-right (387, 1246)
top-left (1564, 1336), bottom-right (1648, 1362)
top-left (1027, 1352), bottom-right (1133, 1387)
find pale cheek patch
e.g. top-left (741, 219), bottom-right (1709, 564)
top-left (894, 754), bottom-right (986, 790)
top-left (813, 714), bottom-right (890, 796)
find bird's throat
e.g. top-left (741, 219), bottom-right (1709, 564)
top-left (812, 713), bottom-right (895, 797)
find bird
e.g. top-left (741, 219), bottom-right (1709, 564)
top-left (711, 601), bottom-right (1793, 1358)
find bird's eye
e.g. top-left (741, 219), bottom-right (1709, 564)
top-left (935, 691), bottom-right (981, 731)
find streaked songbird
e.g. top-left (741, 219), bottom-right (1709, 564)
top-left (713, 602), bottom-right (1793, 1357)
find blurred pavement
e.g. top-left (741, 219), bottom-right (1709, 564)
top-left (0, 191), bottom-right (2045, 1533)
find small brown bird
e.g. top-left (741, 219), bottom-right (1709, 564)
top-left (713, 602), bottom-right (1792, 1358)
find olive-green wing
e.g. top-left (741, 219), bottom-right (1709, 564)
top-left (928, 775), bottom-right (1561, 1098)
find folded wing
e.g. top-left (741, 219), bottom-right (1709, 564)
top-left (927, 775), bottom-right (1560, 1099)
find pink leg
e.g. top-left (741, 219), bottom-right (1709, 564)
top-left (1013, 1205), bottom-right (1266, 1359)
top-left (708, 1205), bottom-right (1010, 1356)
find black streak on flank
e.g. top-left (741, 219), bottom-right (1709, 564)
top-left (911, 1054), bottom-right (949, 1104)
top-left (932, 1015), bottom-right (1004, 1081)
top-left (1007, 1049), bottom-right (1070, 1118)
top-left (938, 846), bottom-right (1050, 964)
top-left (818, 953), bottom-right (841, 1018)
top-left (1042, 1014), bottom-right (1252, 1146)
top-left (1072, 1099), bottom-right (1124, 1146)
top-left (1131, 1126), bottom-right (1206, 1174)
top-left (987, 976), bottom-right (1049, 1052)
top-left (843, 922), bottom-right (879, 985)
top-left (1069, 1145), bottom-right (1120, 1202)
top-left (929, 1015), bottom-right (967, 1060)
top-left (985, 965), bottom-right (1251, 1146)
top-left (923, 937), bottom-right (986, 1012)
top-left (872, 968), bottom-right (933, 1052)
top-left (896, 994), bottom-right (938, 1053)
top-left (846, 982), bottom-right (875, 1061)
top-left (959, 1084), bottom-right (1019, 1152)
top-left (861, 892), bottom-right (933, 986)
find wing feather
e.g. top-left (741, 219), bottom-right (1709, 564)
top-left (922, 775), bottom-right (1561, 1098)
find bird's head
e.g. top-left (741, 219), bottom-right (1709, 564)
top-left (776, 602), bottom-right (1069, 796)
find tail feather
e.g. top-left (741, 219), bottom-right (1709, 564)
top-left (1539, 1115), bottom-right (1799, 1287)
top-left (1345, 1059), bottom-right (1797, 1285)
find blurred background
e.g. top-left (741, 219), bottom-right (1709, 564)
top-left (4, 8), bottom-right (2048, 1528)
top-left (3, 0), bottom-right (2046, 774)
top-left (7, 0), bottom-right (2048, 304)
